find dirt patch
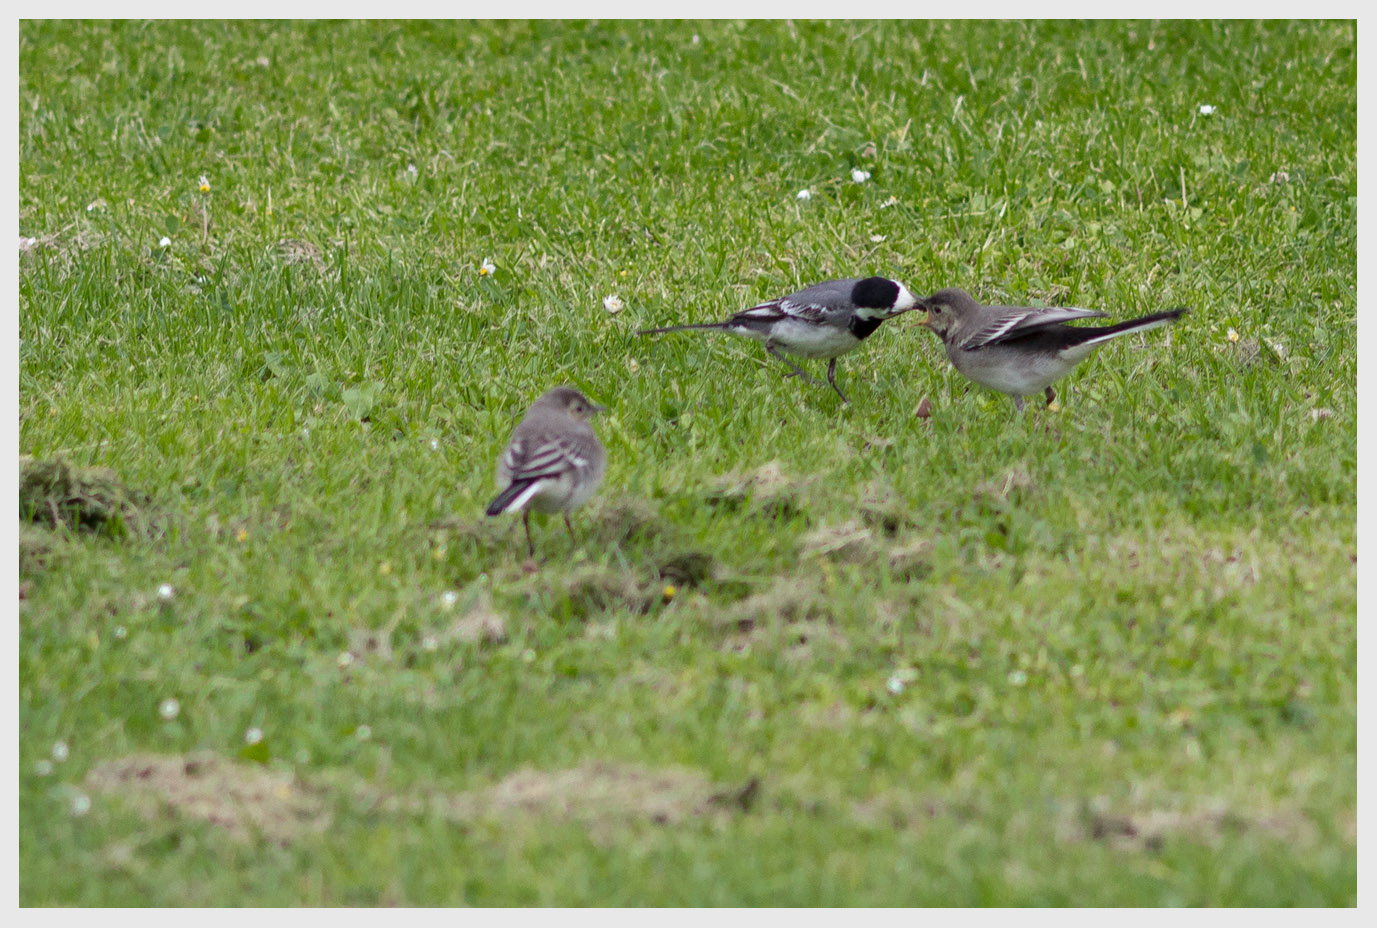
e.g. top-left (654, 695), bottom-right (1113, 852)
top-left (87, 753), bottom-right (757, 848)
top-left (654, 549), bottom-right (717, 587)
top-left (719, 576), bottom-right (830, 633)
top-left (887, 539), bottom-right (934, 580)
top-left (973, 465), bottom-right (1035, 506)
top-left (1065, 801), bottom-right (1318, 853)
top-left (19, 456), bottom-right (157, 537)
top-left (370, 762), bottom-right (756, 839)
top-left (801, 520), bottom-right (877, 563)
top-left (275, 238), bottom-right (326, 270)
top-left (587, 497), bottom-right (665, 547)
top-left (442, 595), bottom-right (509, 645)
top-left (474, 762), bottom-right (720, 824)
top-left (85, 753), bottom-right (330, 844)
top-left (19, 523), bottom-right (57, 577)
top-left (857, 482), bottom-right (919, 537)
top-left (540, 565), bottom-right (662, 618)
top-left (703, 460), bottom-right (805, 520)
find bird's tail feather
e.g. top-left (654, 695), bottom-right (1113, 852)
top-left (1074, 308), bottom-right (1188, 347)
top-left (636, 322), bottom-right (728, 336)
top-left (485, 479), bottom-right (544, 516)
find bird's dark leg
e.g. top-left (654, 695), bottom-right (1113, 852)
top-left (825, 358), bottom-right (850, 404)
top-left (1044, 386), bottom-right (1057, 407)
top-left (523, 511), bottom-right (535, 559)
top-left (563, 512), bottom-right (576, 546)
top-left (765, 341), bottom-right (821, 386)
top-left (1013, 395), bottom-right (1026, 413)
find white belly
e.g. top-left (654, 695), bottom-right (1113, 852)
top-left (950, 344), bottom-right (1086, 397)
top-left (731, 318), bottom-right (860, 359)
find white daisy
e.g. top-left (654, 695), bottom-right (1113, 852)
top-left (851, 169), bottom-right (871, 183)
top-left (603, 294), bottom-right (624, 314)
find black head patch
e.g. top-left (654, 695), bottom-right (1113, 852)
top-left (851, 277), bottom-right (901, 310)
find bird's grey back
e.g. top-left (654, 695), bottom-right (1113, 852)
top-left (782, 278), bottom-right (864, 310)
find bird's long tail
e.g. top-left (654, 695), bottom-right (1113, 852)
top-left (1071, 308), bottom-right (1188, 348)
top-left (636, 322), bottom-right (729, 336)
top-left (485, 479), bottom-right (544, 516)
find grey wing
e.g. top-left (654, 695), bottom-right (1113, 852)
top-left (959, 305), bottom-right (1109, 349)
top-left (733, 279), bottom-right (862, 325)
top-left (502, 431), bottom-right (595, 483)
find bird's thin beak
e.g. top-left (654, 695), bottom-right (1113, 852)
top-left (915, 314), bottom-right (932, 328)
top-left (591, 404), bottom-right (607, 415)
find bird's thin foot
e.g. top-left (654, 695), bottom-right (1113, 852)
top-left (826, 360), bottom-right (849, 404)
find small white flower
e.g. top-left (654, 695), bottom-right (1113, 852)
top-left (869, 234), bottom-right (887, 243)
top-left (52, 741), bottom-right (70, 762)
top-left (86, 203), bottom-right (95, 212)
top-left (440, 590), bottom-right (459, 609)
top-left (34, 759), bottom-right (54, 777)
top-left (429, 438), bottom-right (440, 451)
top-left (158, 697), bottom-right (180, 720)
top-left (157, 583), bottom-right (175, 601)
top-left (70, 792), bottom-right (92, 816)
top-left (1227, 327), bottom-right (1240, 343)
top-left (886, 675), bottom-right (906, 695)
top-left (20, 236), bottom-right (38, 252)
top-left (691, 34), bottom-right (700, 45)
top-left (626, 358), bottom-right (640, 374)
top-left (337, 651), bottom-right (355, 668)
top-left (198, 175), bottom-right (210, 194)
top-left (479, 258), bottom-right (496, 277)
top-left (880, 195), bottom-right (900, 209)
top-left (158, 236), bottom-right (172, 248)
top-left (603, 294), bottom-right (624, 314)
top-left (851, 169), bottom-right (871, 183)
top-left (245, 727), bottom-right (264, 745)
top-left (355, 724), bottom-right (372, 741)
top-left (406, 163), bottom-right (418, 178)
top-left (1270, 170), bottom-right (1290, 184)
top-left (1198, 104), bottom-right (1216, 116)
top-left (1008, 670), bottom-right (1028, 686)
top-left (796, 188), bottom-right (812, 201)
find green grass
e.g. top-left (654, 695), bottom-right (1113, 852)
top-left (19, 19), bottom-right (1355, 906)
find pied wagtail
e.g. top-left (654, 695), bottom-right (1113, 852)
top-left (638, 276), bottom-right (919, 404)
top-left (915, 287), bottom-right (1188, 411)
top-left (485, 386), bottom-right (607, 559)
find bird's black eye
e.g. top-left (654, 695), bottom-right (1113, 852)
top-left (932, 306), bottom-right (942, 314)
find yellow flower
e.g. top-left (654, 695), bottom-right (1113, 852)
top-left (662, 585), bottom-right (677, 601)
top-left (236, 528), bottom-right (249, 543)
top-left (479, 258), bottom-right (496, 277)
top-left (198, 175), bottom-right (211, 194)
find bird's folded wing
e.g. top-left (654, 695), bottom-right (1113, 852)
top-left (734, 298), bottom-right (830, 324)
top-left (960, 306), bottom-right (1109, 349)
top-left (503, 435), bottom-right (593, 481)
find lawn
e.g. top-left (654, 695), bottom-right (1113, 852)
top-left (17, 19), bottom-right (1356, 905)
